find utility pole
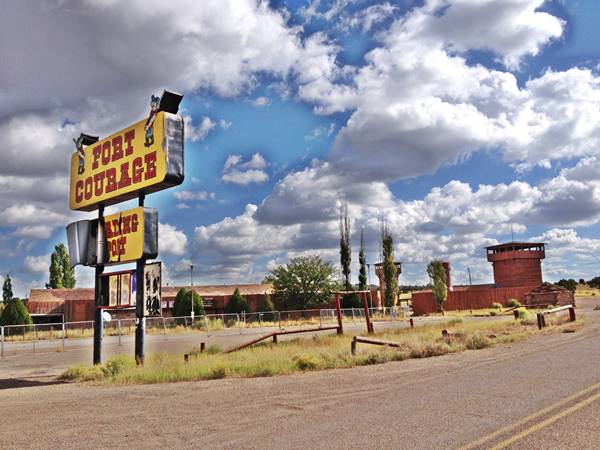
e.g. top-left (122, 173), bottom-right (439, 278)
top-left (190, 263), bottom-right (195, 322)
top-left (468, 267), bottom-right (473, 286)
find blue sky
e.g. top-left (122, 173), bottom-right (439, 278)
top-left (2, 0), bottom-right (600, 297)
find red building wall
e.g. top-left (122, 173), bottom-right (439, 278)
top-left (411, 286), bottom-right (532, 315)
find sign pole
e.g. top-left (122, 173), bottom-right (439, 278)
top-left (135, 193), bottom-right (146, 365)
top-left (93, 204), bottom-right (105, 365)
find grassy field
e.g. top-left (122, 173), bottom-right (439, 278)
top-left (61, 311), bottom-right (580, 385)
top-left (576, 286), bottom-right (600, 297)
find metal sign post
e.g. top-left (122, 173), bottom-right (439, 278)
top-left (135, 193), bottom-right (145, 365)
top-left (93, 204), bottom-right (105, 365)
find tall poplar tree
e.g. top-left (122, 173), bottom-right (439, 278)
top-left (358, 228), bottom-right (368, 291)
top-left (427, 260), bottom-right (448, 314)
top-left (3, 274), bottom-right (13, 303)
top-left (47, 243), bottom-right (76, 289)
top-left (381, 221), bottom-right (398, 307)
top-left (339, 203), bottom-right (352, 290)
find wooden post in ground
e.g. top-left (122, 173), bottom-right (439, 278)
top-left (335, 294), bottom-right (343, 335)
top-left (362, 292), bottom-right (373, 334)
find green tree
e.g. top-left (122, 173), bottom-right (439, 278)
top-left (57, 244), bottom-right (76, 288)
top-left (266, 255), bottom-right (336, 310)
top-left (258, 294), bottom-right (275, 312)
top-left (3, 274), bottom-right (14, 303)
top-left (172, 288), bottom-right (204, 318)
top-left (225, 288), bottom-right (250, 314)
top-left (427, 260), bottom-right (448, 314)
top-left (48, 251), bottom-right (63, 289)
top-left (0, 298), bottom-right (33, 327)
top-left (381, 222), bottom-right (398, 307)
top-left (339, 203), bottom-right (352, 291)
top-left (341, 291), bottom-right (362, 308)
top-left (358, 228), bottom-right (367, 291)
top-left (557, 278), bottom-right (577, 292)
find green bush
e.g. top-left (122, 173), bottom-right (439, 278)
top-left (225, 288), bottom-right (250, 314)
top-left (293, 354), bottom-right (319, 370)
top-left (172, 288), bottom-right (204, 319)
top-left (507, 299), bottom-right (522, 308)
top-left (341, 292), bottom-right (362, 308)
top-left (258, 294), bottom-right (275, 313)
top-left (0, 298), bottom-right (33, 327)
top-left (491, 302), bottom-right (502, 310)
top-left (102, 355), bottom-right (135, 377)
top-left (489, 310), bottom-right (497, 316)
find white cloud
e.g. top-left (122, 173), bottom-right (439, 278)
top-left (23, 254), bottom-right (50, 274)
top-left (158, 223), bottom-right (188, 256)
top-left (253, 97), bottom-right (270, 107)
top-left (173, 190), bottom-right (215, 201)
top-left (221, 153), bottom-right (269, 185)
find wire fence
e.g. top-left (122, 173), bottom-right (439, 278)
top-left (0, 306), bottom-right (410, 358)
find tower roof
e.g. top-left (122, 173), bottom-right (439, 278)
top-left (485, 241), bottom-right (545, 252)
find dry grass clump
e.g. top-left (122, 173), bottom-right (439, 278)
top-left (61, 317), bottom-right (575, 385)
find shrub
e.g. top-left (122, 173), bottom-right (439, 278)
top-left (258, 294), bottom-right (275, 313)
top-left (293, 355), bottom-right (319, 370)
top-left (507, 299), bottom-right (522, 308)
top-left (489, 310), bottom-right (497, 316)
top-left (225, 288), bottom-right (250, 314)
top-left (59, 365), bottom-right (104, 381)
top-left (465, 334), bottom-right (492, 350)
top-left (491, 302), bottom-right (502, 310)
top-left (102, 355), bottom-right (135, 377)
top-left (341, 292), bottom-right (362, 308)
top-left (0, 298), bottom-right (33, 327)
top-left (172, 288), bottom-right (204, 319)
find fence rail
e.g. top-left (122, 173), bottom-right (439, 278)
top-left (0, 306), bottom-right (409, 358)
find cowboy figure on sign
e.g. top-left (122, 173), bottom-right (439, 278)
top-left (73, 133), bottom-right (98, 175)
top-left (145, 94), bottom-right (160, 147)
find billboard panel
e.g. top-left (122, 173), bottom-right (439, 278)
top-left (104, 207), bottom-right (158, 264)
top-left (69, 111), bottom-right (184, 211)
top-left (143, 262), bottom-right (162, 317)
top-left (100, 270), bottom-right (134, 308)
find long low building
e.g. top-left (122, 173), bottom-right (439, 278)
top-left (27, 284), bottom-right (273, 322)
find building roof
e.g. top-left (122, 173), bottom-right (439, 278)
top-left (485, 241), bottom-right (545, 251)
top-left (29, 284), bottom-right (273, 302)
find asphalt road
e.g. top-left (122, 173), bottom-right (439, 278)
top-left (1, 299), bottom-right (598, 449)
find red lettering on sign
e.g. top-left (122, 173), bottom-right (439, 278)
top-left (84, 177), bottom-right (93, 200)
top-left (101, 141), bottom-right (111, 166)
top-left (111, 135), bottom-right (123, 161)
top-left (122, 215), bottom-right (131, 234)
top-left (131, 213), bottom-right (138, 233)
top-left (105, 168), bottom-right (117, 192)
top-left (124, 129), bottom-right (135, 156)
top-left (117, 162), bottom-right (132, 189)
top-left (94, 172), bottom-right (105, 197)
top-left (92, 145), bottom-right (101, 170)
top-left (145, 151), bottom-right (156, 180)
top-left (132, 157), bottom-right (143, 183)
top-left (75, 180), bottom-right (84, 203)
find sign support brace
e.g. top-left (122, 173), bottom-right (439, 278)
top-left (93, 205), bottom-right (105, 365)
top-left (135, 193), bottom-right (146, 365)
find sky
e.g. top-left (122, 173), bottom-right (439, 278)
top-left (2, 0), bottom-right (600, 297)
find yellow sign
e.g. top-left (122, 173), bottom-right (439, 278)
top-left (103, 207), bottom-right (158, 264)
top-left (69, 111), bottom-right (184, 211)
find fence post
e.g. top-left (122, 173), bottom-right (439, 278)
top-left (118, 319), bottom-right (122, 346)
top-left (351, 308), bottom-right (355, 323)
top-left (61, 322), bottom-right (66, 352)
top-left (569, 306), bottom-right (576, 322)
top-left (204, 315), bottom-right (210, 338)
top-left (1, 326), bottom-right (4, 358)
top-left (33, 324), bottom-right (37, 354)
top-left (278, 311), bottom-right (282, 330)
top-left (162, 316), bottom-right (167, 339)
top-left (537, 313), bottom-right (544, 330)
